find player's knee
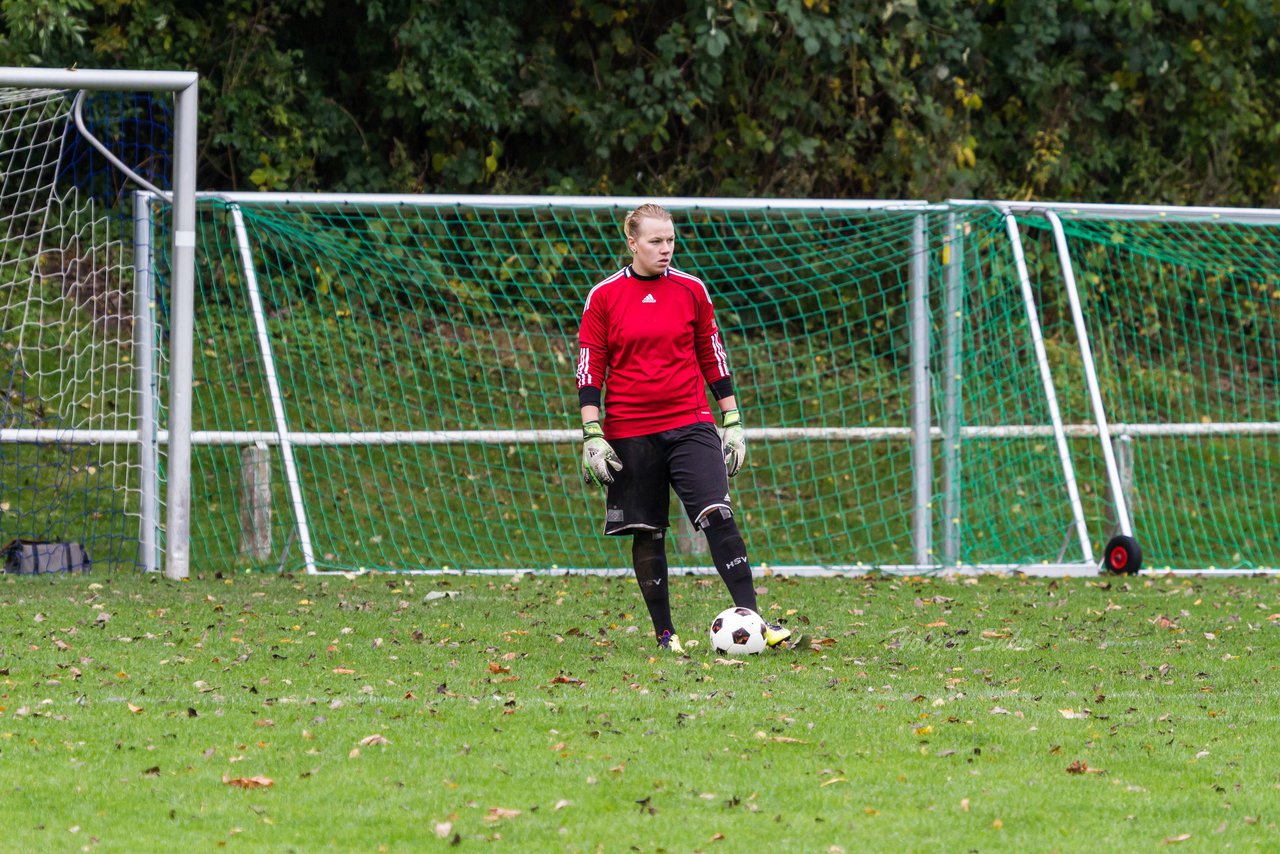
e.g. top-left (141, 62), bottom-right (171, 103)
top-left (695, 505), bottom-right (733, 531)
top-left (632, 529), bottom-right (665, 557)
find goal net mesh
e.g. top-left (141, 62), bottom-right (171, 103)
top-left (0, 88), bottom-right (170, 571)
top-left (1017, 212), bottom-right (1280, 570)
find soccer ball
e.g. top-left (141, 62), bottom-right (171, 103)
top-left (709, 606), bottom-right (767, 656)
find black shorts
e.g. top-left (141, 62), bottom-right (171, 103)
top-left (603, 422), bottom-right (731, 535)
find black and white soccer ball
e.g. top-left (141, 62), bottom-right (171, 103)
top-left (709, 606), bottom-right (767, 656)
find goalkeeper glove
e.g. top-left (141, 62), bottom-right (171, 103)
top-left (719, 409), bottom-right (746, 477)
top-left (581, 420), bottom-right (622, 487)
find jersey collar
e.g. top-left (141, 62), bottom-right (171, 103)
top-left (627, 264), bottom-right (666, 281)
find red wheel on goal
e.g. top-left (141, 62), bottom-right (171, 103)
top-left (1102, 535), bottom-right (1142, 574)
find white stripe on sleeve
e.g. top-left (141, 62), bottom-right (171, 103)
top-left (710, 332), bottom-right (729, 377)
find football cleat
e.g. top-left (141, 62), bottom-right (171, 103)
top-left (764, 623), bottom-right (805, 650)
top-left (656, 630), bottom-right (686, 655)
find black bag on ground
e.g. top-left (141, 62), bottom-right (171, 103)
top-left (3, 540), bottom-right (92, 574)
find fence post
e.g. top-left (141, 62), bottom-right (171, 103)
top-left (239, 441), bottom-right (272, 561)
top-left (942, 211), bottom-right (963, 569)
top-left (134, 190), bottom-right (160, 573)
top-left (910, 213), bottom-right (933, 568)
top-left (674, 515), bottom-right (708, 557)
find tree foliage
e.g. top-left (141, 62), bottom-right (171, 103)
top-left (2, 0), bottom-right (1278, 204)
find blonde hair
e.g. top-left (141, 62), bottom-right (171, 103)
top-left (623, 203), bottom-right (673, 240)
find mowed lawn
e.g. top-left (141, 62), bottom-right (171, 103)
top-left (2, 570), bottom-right (1279, 852)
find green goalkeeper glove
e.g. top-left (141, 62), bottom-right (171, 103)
top-left (719, 408), bottom-right (746, 477)
top-left (581, 420), bottom-right (622, 487)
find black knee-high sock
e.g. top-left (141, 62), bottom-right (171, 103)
top-left (700, 511), bottom-right (757, 612)
top-left (632, 531), bottom-right (673, 637)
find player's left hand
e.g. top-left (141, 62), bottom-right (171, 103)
top-left (719, 409), bottom-right (746, 477)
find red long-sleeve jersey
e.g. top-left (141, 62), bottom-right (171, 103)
top-left (576, 265), bottom-right (731, 440)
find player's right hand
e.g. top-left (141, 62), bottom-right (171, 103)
top-left (719, 408), bottom-right (747, 477)
top-left (581, 420), bottom-right (623, 487)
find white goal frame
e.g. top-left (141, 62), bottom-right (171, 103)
top-left (0, 67), bottom-right (199, 579)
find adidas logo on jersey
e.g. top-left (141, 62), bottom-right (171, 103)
top-left (642, 293), bottom-right (656, 303)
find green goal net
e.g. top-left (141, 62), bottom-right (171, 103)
top-left (942, 209), bottom-right (1102, 569)
top-left (1016, 211), bottom-right (1280, 571)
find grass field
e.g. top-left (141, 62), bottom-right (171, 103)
top-left (4, 569), bottom-right (1280, 852)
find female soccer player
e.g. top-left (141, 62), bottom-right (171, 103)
top-left (575, 203), bottom-right (801, 654)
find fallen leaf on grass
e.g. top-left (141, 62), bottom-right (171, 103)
top-left (223, 775), bottom-right (274, 789)
top-left (820, 777), bottom-right (847, 787)
top-left (127, 703), bottom-right (143, 714)
top-left (1065, 760), bottom-right (1105, 775)
top-left (1059, 708), bottom-right (1090, 719)
top-left (714, 658), bottom-right (747, 666)
top-left (1162, 833), bottom-right (1191, 844)
top-left (434, 821), bottom-right (453, 838)
top-left (554, 799), bottom-right (571, 810)
top-left (488, 662), bottom-right (511, 674)
top-left (483, 807), bottom-right (521, 822)
top-left (549, 674), bottom-right (583, 685)
top-left (359, 734), bottom-right (389, 747)
top-left (980, 630), bottom-right (1011, 639)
